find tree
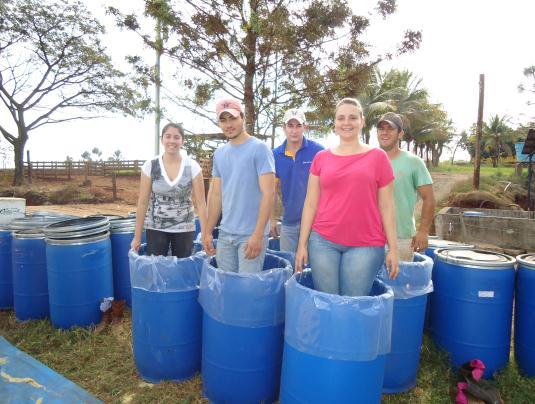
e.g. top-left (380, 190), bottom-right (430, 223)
top-left (81, 151), bottom-right (92, 161)
top-left (357, 68), bottom-right (430, 144)
top-left (358, 69), bottom-right (397, 144)
top-left (450, 131), bottom-right (469, 164)
top-left (482, 115), bottom-right (514, 167)
top-left (0, 0), bottom-right (150, 185)
top-left (518, 66), bottom-right (535, 100)
top-left (110, 0), bottom-right (421, 139)
top-left (518, 66), bottom-right (535, 123)
top-left (109, 149), bottom-right (123, 161)
top-left (91, 147), bottom-right (103, 161)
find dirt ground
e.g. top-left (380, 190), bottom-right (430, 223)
top-left (414, 172), bottom-right (471, 220)
top-left (15, 172), bottom-right (471, 218)
top-left (15, 174), bottom-right (139, 217)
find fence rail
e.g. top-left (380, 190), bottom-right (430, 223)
top-left (0, 158), bottom-right (214, 180)
top-left (22, 160), bottom-right (144, 179)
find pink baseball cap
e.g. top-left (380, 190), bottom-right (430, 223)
top-left (216, 98), bottom-right (243, 119)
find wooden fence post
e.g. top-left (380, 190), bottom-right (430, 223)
top-left (112, 172), bottom-right (117, 201)
top-left (26, 150), bottom-right (32, 184)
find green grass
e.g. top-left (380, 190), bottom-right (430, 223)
top-left (0, 311), bottom-right (204, 403)
top-left (1, 310), bottom-right (534, 403)
top-left (430, 162), bottom-right (516, 177)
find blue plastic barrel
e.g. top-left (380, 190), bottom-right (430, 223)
top-left (46, 233), bottom-right (114, 329)
top-left (268, 237), bottom-right (280, 251)
top-left (514, 254), bottom-right (535, 376)
top-left (424, 238), bottom-right (474, 260)
top-left (130, 250), bottom-right (204, 382)
top-left (111, 231), bottom-right (133, 305)
top-left (108, 217), bottom-right (141, 307)
top-left (199, 254), bottom-right (292, 404)
top-left (280, 271), bottom-right (394, 404)
top-left (12, 230), bottom-right (49, 321)
top-left (266, 249), bottom-right (295, 270)
top-left (431, 248), bottom-right (515, 378)
top-left (424, 239), bottom-right (473, 330)
top-left (0, 229), bottom-right (13, 309)
top-left (194, 217), bottom-right (201, 240)
top-left (378, 253), bottom-right (433, 393)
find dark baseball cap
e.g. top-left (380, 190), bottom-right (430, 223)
top-left (377, 112), bottom-right (403, 131)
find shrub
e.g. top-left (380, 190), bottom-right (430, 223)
top-left (49, 185), bottom-right (80, 204)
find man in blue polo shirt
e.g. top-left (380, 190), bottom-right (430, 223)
top-left (271, 108), bottom-right (324, 253)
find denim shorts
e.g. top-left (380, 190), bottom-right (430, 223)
top-left (308, 230), bottom-right (385, 296)
top-left (280, 223), bottom-right (300, 254)
top-left (215, 230), bottom-right (268, 273)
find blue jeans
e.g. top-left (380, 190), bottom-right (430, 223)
top-left (280, 223), bottom-right (300, 254)
top-left (308, 231), bottom-right (385, 297)
top-left (216, 230), bottom-right (268, 273)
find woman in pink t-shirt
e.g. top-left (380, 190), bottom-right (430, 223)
top-left (295, 98), bottom-right (399, 296)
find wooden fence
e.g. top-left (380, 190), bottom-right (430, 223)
top-left (23, 160), bottom-right (143, 179)
top-left (19, 158), bottom-right (214, 180)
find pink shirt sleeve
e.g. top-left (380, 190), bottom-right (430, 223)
top-left (376, 149), bottom-right (395, 188)
top-left (309, 150), bottom-right (324, 176)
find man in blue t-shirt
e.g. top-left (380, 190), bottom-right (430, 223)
top-left (271, 108), bottom-right (324, 253)
top-left (203, 98), bottom-right (275, 272)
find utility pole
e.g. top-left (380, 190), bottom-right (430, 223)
top-left (473, 74), bottom-right (484, 190)
top-left (154, 18), bottom-right (163, 155)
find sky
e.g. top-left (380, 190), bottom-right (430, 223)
top-left (2, 0), bottom-right (534, 166)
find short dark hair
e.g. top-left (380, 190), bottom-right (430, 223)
top-left (161, 123), bottom-right (184, 137)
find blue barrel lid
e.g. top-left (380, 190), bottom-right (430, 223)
top-left (516, 254), bottom-right (535, 270)
top-left (435, 248), bottom-right (516, 269)
top-left (428, 239), bottom-right (473, 250)
top-left (109, 217), bottom-right (136, 233)
top-left (44, 216), bottom-right (109, 239)
top-left (45, 231), bottom-right (110, 245)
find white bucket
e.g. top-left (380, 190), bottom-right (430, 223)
top-left (0, 197), bottom-right (26, 224)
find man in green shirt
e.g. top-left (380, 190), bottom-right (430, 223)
top-left (377, 112), bottom-right (435, 253)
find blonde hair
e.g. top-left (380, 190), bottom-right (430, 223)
top-left (335, 98), bottom-right (364, 118)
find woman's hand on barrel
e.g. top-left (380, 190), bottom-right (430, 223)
top-left (130, 237), bottom-right (141, 251)
top-left (295, 245), bottom-right (308, 273)
top-left (385, 249), bottom-right (399, 279)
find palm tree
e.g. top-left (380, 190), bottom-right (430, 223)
top-left (482, 115), bottom-right (514, 167)
top-left (358, 69), bottom-right (397, 144)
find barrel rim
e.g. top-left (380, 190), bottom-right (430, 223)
top-left (291, 269), bottom-right (394, 302)
top-left (110, 227), bottom-right (135, 234)
top-left (45, 231), bottom-right (110, 245)
top-left (0, 197), bottom-right (25, 201)
top-left (435, 248), bottom-right (516, 268)
top-left (44, 224), bottom-right (110, 239)
top-left (12, 229), bottom-right (45, 239)
top-left (516, 254), bottom-right (535, 269)
top-left (44, 215), bottom-right (109, 234)
top-left (428, 239), bottom-right (474, 249)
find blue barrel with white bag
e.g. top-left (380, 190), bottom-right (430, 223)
top-left (378, 253), bottom-right (433, 393)
top-left (280, 271), bottom-right (394, 403)
top-left (199, 253), bottom-right (292, 403)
